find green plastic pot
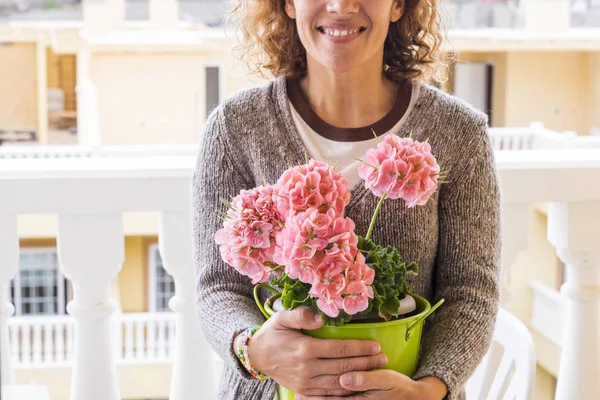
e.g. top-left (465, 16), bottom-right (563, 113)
top-left (253, 285), bottom-right (444, 400)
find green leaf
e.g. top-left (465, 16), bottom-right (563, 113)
top-left (280, 279), bottom-right (311, 310)
top-left (378, 296), bottom-right (401, 321)
top-left (356, 235), bottom-right (420, 322)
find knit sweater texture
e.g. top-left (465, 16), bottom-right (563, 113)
top-left (192, 76), bottom-right (501, 400)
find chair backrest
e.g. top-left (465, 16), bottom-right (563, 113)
top-left (1, 384), bottom-right (51, 400)
top-left (465, 308), bottom-right (536, 400)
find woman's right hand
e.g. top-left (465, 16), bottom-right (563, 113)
top-left (246, 308), bottom-right (388, 397)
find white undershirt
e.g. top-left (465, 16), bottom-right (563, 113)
top-left (288, 84), bottom-right (420, 191)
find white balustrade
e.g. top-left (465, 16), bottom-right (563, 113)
top-left (488, 122), bottom-right (600, 151)
top-left (118, 313), bottom-right (177, 364)
top-left (7, 313), bottom-right (176, 367)
top-left (1, 144), bottom-right (600, 399)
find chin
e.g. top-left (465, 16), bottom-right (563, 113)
top-left (321, 55), bottom-right (359, 73)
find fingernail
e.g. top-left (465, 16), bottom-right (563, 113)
top-left (341, 374), bottom-right (353, 386)
top-left (379, 354), bottom-right (388, 365)
top-left (372, 344), bottom-right (381, 354)
top-left (314, 314), bottom-right (322, 323)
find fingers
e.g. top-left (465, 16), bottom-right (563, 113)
top-left (293, 387), bottom-right (354, 398)
top-left (274, 308), bottom-right (324, 331)
top-left (295, 394), bottom-right (364, 400)
top-left (313, 338), bottom-right (381, 359)
top-left (311, 354), bottom-right (388, 376)
top-left (339, 370), bottom-right (397, 392)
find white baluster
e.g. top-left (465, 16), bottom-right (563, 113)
top-left (147, 317), bottom-right (157, 360)
top-left (135, 320), bottom-right (146, 360)
top-left (168, 319), bottom-right (176, 358)
top-left (55, 320), bottom-right (65, 363)
top-left (113, 312), bottom-right (123, 362)
top-left (22, 325), bottom-right (32, 365)
top-left (548, 202), bottom-right (600, 399)
top-left (156, 319), bottom-right (167, 359)
top-left (32, 323), bottom-right (43, 364)
top-left (159, 210), bottom-right (217, 400)
top-left (0, 213), bottom-right (19, 384)
top-left (10, 324), bottom-right (19, 365)
top-left (44, 322), bottom-right (54, 363)
top-left (57, 214), bottom-right (124, 400)
top-left (66, 322), bottom-right (74, 362)
top-left (124, 320), bottom-right (134, 361)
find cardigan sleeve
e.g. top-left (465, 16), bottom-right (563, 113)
top-left (412, 122), bottom-right (501, 400)
top-left (191, 106), bottom-right (277, 397)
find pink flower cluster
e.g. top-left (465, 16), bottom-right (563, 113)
top-left (275, 160), bottom-right (350, 217)
top-left (358, 134), bottom-right (441, 207)
top-left (273, 208), bottom-right (374, 317)
top-left (215, 185), bottom-right (284, 284)
top-left (273, 160), bottom-right (374, 318)
top-left (215, 159), bottom-right (376, 318)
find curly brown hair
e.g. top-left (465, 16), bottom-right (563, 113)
top-left (228, 0), bottom-right (448, 85)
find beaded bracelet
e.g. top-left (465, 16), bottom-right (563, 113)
top-left (237, 326), bottom-right (270, 381)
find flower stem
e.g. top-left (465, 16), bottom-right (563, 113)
top-left (365, 194), bottom-right (387, 240)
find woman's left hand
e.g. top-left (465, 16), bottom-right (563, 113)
top-left (294, 370), bottom-right (447, 400)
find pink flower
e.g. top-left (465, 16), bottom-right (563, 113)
top-left (345, 252), bottom-right (375, 286)
top-left (358, 134), bottom-right (441, 206)
top-left (317, 295), bottom-right (344, 318)
top-left (276, 159), bottom-right (350, 218)
top-left (275, 209), bottom-right (358, 287)
top-left (215, 185), bottom-right (284, 283)
top-left (343, 282), bottom-right (374, 315)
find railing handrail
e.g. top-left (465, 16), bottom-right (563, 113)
top-left (0, 144), bottom-right (198, 160)
top-left (7, 312), bottom-right (176, 325)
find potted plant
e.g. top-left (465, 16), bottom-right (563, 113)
top-left (215, 133), bottom-right (446, 399)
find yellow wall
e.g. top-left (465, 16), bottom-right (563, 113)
top-left (118, 236), bottom-right (158, 313)
top-left (16, 364), bottom-right (172, 400)
top-left (0, 43), bottom-right (38, 131)
top-left (453, 51), bottom-right (598, 134)
top-left (503, 52), bottom-right (591, 134)
top-left (88, 47), bottom-right (265, 145)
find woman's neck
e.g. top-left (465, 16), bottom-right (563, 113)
top-left (299, 60), bottom-right (402, 129)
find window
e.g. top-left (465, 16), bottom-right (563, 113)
top-left (10, 248), bottom-right (66, 316)
top-left (148, 244), bottom-right (175, 312)
top-left (205, 66), bottom-right (221, 118)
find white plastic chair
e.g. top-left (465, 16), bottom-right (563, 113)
top-left (1, 384), bottom-right (51, 400)
top-left (466, 308), bottom-right (536, 400)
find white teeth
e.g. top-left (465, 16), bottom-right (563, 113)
top-left (323, 28), bottom-right (359, 37)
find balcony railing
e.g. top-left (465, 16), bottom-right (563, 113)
top-left (488, 122), bottom-right (600, 150)
top-left (8, 312), bottom-right (177, 368)
top-left (1, 139), bottom-right (600, 399)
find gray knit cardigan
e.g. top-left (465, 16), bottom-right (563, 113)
top-left (192, 76), bottom-right (501, 400)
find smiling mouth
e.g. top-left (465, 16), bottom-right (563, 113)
top-left (317, 26), bottom-right (366, 37)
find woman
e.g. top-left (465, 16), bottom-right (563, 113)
top-left (192, 0), bottom-right (501, 399)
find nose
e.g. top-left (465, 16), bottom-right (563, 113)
top-left (326, 0), bottom-right (360, 15)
